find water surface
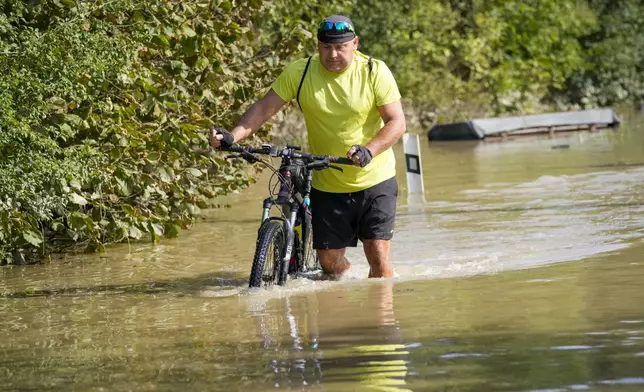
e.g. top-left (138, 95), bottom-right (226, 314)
top-left (1, 116), bottom-right (643, 391)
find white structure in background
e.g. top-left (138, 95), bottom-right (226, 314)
top-left (402, 133), bottom-right (426, 205)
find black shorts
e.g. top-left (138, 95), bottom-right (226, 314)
top-left (310, 176), bottom-right (398, 249)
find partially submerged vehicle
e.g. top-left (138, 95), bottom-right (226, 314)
top-left (428, 108), bottom-right (620, 141)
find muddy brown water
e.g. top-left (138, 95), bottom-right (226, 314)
top-left (1, 117), bottom-right (643, 391)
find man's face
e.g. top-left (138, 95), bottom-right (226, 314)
top-left (318, 37), bottom-right (359, 73)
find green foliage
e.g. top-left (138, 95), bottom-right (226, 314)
top-left (559, 0), bottom-right (644, 107)
top-left (0, 0), bottom-right (337, 263)
top-left (481, 0), bottom-right (596, 112)
top-left (353, 1), bottom-right (477, 119)
top-left (352, 0), bottom-right (596, 118)
top-left (256, 0), bottom-right (352, 58)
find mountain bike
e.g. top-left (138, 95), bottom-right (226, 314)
top-left (223, 144), bottom-right (353, 289)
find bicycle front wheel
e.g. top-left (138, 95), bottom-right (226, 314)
top-left (249, 220), bottom-right (286, 289)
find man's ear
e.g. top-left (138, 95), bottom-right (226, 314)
top-left (354, 36), bottom-right (359, 50)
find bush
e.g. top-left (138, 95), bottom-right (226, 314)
top-left (0, 0), bottom-right (344, 263)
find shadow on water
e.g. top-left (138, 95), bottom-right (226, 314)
top-left (0, 271), bottom-right (248, 299)
top-left (588, 162), bottom-right (644, 168)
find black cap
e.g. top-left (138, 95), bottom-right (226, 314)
top-left (317, 15), bottom-right (356, 44)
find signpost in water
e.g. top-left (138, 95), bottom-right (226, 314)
top-left (403, 133), bottom-right (425, 205)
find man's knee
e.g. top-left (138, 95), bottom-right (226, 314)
top-left (317, 248), bottom-right (350, 275)
top-left (318, 248), bottom-right (344, 262)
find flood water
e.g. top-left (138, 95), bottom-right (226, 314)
top-left (1, 113), bottom-right (644, 391)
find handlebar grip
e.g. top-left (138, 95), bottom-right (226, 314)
top-left (227, 145), bottom-right (244, 153)
top-left (328, 157), bottom-right (354, 165)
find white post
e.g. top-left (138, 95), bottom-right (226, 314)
top-left (402, 133), bottom-right (425, 205)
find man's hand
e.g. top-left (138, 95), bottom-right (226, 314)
top-left (209, 127), bottom-right (234, 148)
top-left (347, 145), bottom-right (373, 167)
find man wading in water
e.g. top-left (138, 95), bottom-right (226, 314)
top-left (211, 15), bottom-right (406, 279)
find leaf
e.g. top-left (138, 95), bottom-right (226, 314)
top-left (46, 96), bottom-right (67, 112)
top-left (149, 221), bottom-right (163, 242)
top-left (186, 168), bottom-right (202, 177)
top-left (70, 212), bottom-right (93, 231)
top-left (220, 1), bottom-right (232, 12)
top-left (196, 56), bottom-right (210, 71)
top-left (299, 27), bottom-right (312, 39)
top-left (186, 204), bottom-right (201, 216)
top-left (149, 222), bottom-right (164, 236)
top-left (115, 178), bottom-right (130, 196)
top-left (127, 226), bottom-right (143, 240)
top-left (201, 88), bottom-right (215, 103)
top-left (157, 167), bottom-right (174, 183)
top-left (70, 179), bottom-right (81, 191)
top-left (182, 26), bottom-right (197, 37)
top-left (70, 193), bottom-right (88, 206)
top-left (59, 178), bottom-right (70, 193)
top-left (121, 204), bottom-right (135, 216)
top-left (155, 34), bottom-right (170, 48)
top-left (66, 114), bottom-right (84, 126)
top-left (165, 223), bottom-right (181, 238)
top-left (59, 123), bottom-right (73, 135)
top-left (147, 152), bottom-right (160, 162)
top-left (152, 103), bottom-right (162, 118)
top-left (23, 230), bottom-right (43, 246)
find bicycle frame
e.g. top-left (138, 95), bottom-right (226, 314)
top-left (259, 153), bottom-right (315, 276)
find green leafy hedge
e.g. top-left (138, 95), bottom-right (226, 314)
top-left (0, 0), bottom-right (344, 264)
top-left (353, 0), bottom-right (596, 119)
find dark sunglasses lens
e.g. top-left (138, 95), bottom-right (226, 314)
top-left (334, 21), bottom-right (353, 33)
top-left (319, 21), bottom-right (334, 32)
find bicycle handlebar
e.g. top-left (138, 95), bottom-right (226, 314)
top-left (225, 144), bottom-right (354, 166)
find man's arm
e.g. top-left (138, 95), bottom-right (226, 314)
top-left (347, 99), bottom-right (406, 163)
top-left (211, 89), bottom-right (287, 146)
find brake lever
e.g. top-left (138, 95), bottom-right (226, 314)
top-left (226, 152), bottom-right (261, 163)
top-left (329, 164), bottom-right (343, 172)
top-left (306, 161), bottom-right (325, 170)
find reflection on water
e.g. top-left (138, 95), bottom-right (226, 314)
top-left (1, 119), bottom-right (644, 390)
top-left (248, 281), bottom-right (411, 391)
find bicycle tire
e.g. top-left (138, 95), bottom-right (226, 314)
top-left (249, 220), bottom-right (286, 289)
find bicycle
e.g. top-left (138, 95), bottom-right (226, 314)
top-left (222, 143), bottom-right (353, 289)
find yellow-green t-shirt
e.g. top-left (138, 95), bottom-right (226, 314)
top-left (271, 51), bottom-right (401, 193)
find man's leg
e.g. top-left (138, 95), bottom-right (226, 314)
top-left (363, 239), bottom-right (393, 278)
top-left (317, 248), bottom-right (351, 277)
top-left (359, 177), bottom-right (397, 279)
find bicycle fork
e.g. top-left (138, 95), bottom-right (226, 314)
top-left (281, 202), bottom-right (298, 278)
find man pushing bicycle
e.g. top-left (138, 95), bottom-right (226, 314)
top-left (210, 15), bottom-right (406, 279)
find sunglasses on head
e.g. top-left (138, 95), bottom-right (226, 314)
top-left (318, 21), bottom-right (355, 34)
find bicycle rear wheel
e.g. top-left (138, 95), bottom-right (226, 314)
top-left (249, 220), bottom-right (286, 289)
